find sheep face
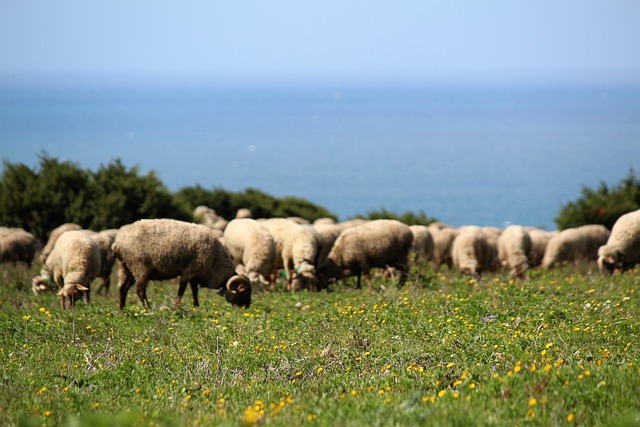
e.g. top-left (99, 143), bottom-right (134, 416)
top-left (32, 274), bottom-right (53, 295)
top-left (223, 275), bottom-right (252, 308)
top-left (316, 258), bottom-right (347, 289)
top-left (58, 283), bottom-right (89, 308)
top-left (597, 246), bottom-right (622, 274)
top-left (291, 267), bottom-right (321, 292)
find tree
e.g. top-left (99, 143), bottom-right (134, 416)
top-left (0, 154), bottom-right (90, 240)
top-left (86, 159), bottom-right (189, 230)
top-left (555, 168), bottom-right (640, 230)
top-left (359, 208), bottom-right (438, 226)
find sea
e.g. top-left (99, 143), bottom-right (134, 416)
top-left (1, 80), bottom-right (639, 230)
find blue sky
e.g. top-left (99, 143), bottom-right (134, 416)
top-left (2, 1), bottom-right (640, 85)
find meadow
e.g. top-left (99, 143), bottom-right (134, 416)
top-left (0, 262), bottom-right (638, 427)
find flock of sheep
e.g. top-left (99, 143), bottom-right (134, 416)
top-left (1, 206), bottom-right (639, 310)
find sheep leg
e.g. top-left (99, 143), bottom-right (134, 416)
top-left (364, 273), bottom-right (374, 290)
top-left (190, 282), bottom-right (199, 307)
top-left (135, 280), bottom-right (150, 309)
top-left (117, 266), bottom-right (135, 310)
top-left (176, 278), bottom-right (189, 307)
top-left (397, 265), bottom-right (408, 287)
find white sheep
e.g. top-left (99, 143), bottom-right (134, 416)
top-left (112, 219), bottom-right (250, 309)
top-left (430, 226), bottom-right (458, 269)
top-left (316, 219), bottom-right (413, 290)
top-left (222, 218), bottom-right (276, 288)
top-left (597, 209), bottom-right (640, 273)
top-left (525, 228), bottom-right (557, 267)
top-left (312, 222), bottom-right (344, 265)
top-left (409, 225), bottom-right (434, 265)
top-left (261, 218), bottom-right (320, 291)
top-left (451, 226), bottom-right (495, 276)
top-left (577, 224), bottom-right (610, 261)
top-left (0, 227), bottom-right (39, 268)
top-left (40, 223), bottom-right (82, 262)
top-left (497, 225), bottom-right (532, 277)
top-left (32, 230), bottom-right (100, 308)
top-left (92, 229), bottom-right (119, 295)
top-left (541, 228), bottom-right (587, 268)
top-left (193, 205), bottom-right (227, 237)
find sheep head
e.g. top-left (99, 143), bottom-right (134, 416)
top-left (224, 275), bottom-right (252, 308)
top-left (32, 273), bottom-right (53, 295)
top-left (292, 262), bottom-right (320, 291)
top-left (597, 246), bottom-right (621, 274)
top-left (58, 283), bottom-right (89, 308)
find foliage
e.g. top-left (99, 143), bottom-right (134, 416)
top-left (174, 186), bottom-right (335, 222)
top-left (0, 155), bottom-right (188, 240)
top-left (556, 168), bottom-right (640, 230)
top-left (0, 262), bottom-right (639, 426)
top-left (0, 156), bottom-right (91, 240)
top-left (86, 159), bottom-right (189, 231)
top-left (359, 208), bottom-right (438, 226)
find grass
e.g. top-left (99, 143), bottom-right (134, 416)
top-left (0, 262), bottom-right (638, 426)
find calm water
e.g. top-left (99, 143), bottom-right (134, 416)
top-left (2, 82), bottom-right (640, 229)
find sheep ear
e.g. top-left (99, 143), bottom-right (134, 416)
top-left (604, 255), bottom-right (615, 264)
top-left (75, 284), bottom-right (89, 292)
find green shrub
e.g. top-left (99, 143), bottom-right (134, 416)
top-left (556, 168), bottom-right (640, 230)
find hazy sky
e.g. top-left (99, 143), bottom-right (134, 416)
top-left (2, 1), bottom-right (640, 84)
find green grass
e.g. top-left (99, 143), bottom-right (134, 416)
top-left (0, 263), bottom-right (638, 426)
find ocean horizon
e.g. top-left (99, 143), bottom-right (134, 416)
top-left (2, 80), bottom-right (639, 230)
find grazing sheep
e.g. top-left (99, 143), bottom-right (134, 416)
top-left (261, 218), bottom-right (320, 291)
top-left (92, 229), bottom-right (119, 295)
top-left (451, 226), bottom-right (495, 277)
top-left (236, 208), bottom-right (253, 219)
top-left (317, 219), bottom-right (413, 290)
top-left (193, 206), bottom-right (227, 237)
top-left (597, 209), bottom-right (640, 274)
top-left (312, 217), bottom-right (337, 226)
top-left (40, 223), bottom-right (82, 262)
top-left (223, 218), bottom-right (276, 288)
top-left (541, 228), bottom-right (587, 268)
top-left (577, 224), bottom-right (611, 261)
top-left (409, 225), bottom-right (434, 265)
top-left (33, 230), bottom-right (100, 308)
top-left (112, 219), bottom-right (250, 309)
top-left (497, 225), bottom-right (532, 278)
top-left (430, 227), bottom-right (458, 270)
top-left (0, 227), bottom-right (39, 268)
top-left (312, 223), bottom-right (344, 265)
top-left (526, 228), bottom-right (557, 267)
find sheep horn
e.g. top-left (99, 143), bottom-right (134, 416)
top-left (226, 275), bottom-right (250, 294)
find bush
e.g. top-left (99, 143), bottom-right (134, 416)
top-left (555, 168), bottom-right (640, 230)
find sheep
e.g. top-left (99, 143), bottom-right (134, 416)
top-left (235, 208), bottom-right (253, 219)
top-left (112, 219), bottom-right (250, 309)
top-left (193, 206), bottom-right (227, 237)
top-left (451, 226), bottom-right (495, 277)
top-left (0, 227), bottom-right (39, 268)
top-left (497, 225), bottom-right (532, 278)
top-left (430, 227), bottom-right (458, 270)
top-left (312, 217), bottom-right (337, 226)
top-left (577, 224), bottom-right (610, 261)
top-left (261, 218), bottom-right (320, 291)
top-left (409, 225), bottom-right (434, 265)
top-left (541, 228), bottom-right (587, 268)
top-left (312, 222), bottom-right (344, 265)
top-left (597, 209), bottom-right (640, 274)
top-left (40, 223), bottom-right (82, 262)
top-left (222, 218), bottom-right (276, 288)
top-left (526, 228), bottom-right (557, 267)
top-left (91, 229), bottom-right (119, 295)
top-left (32, 230), bottom-right (100, 308)
top-left (316, 219), bottom-right (413, 290)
